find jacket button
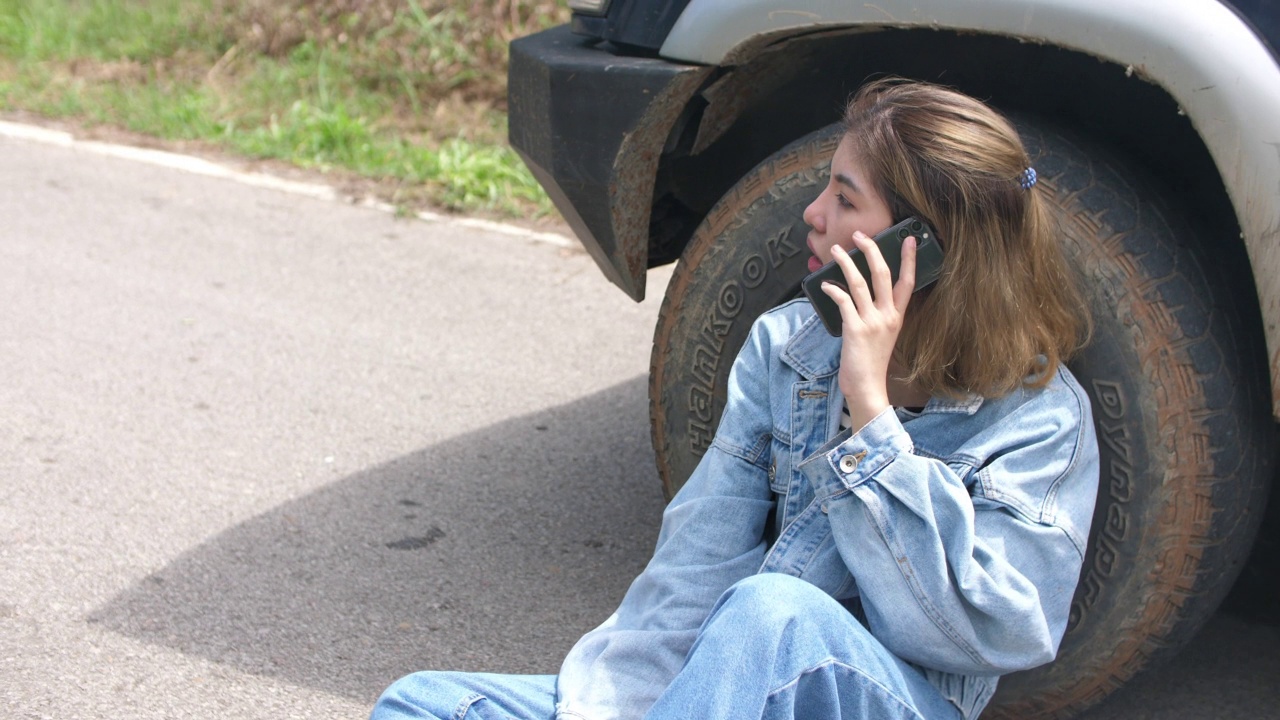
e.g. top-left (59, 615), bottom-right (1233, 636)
top-left (838, 455), bottom-right (857, 473)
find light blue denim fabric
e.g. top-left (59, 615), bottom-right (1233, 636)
top-left (553, 299), bottom-right (1100, 720)
top-left (373, 574), bottom-right (965, 720)
top-left (374, 672), bottom-right (558, 719)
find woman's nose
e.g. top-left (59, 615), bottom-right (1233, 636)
top-left (803, 197), bottom-right (822, 231)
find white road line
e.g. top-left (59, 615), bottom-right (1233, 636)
top-left (0, 119), bottom-right (578, 249)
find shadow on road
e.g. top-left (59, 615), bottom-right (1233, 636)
top-left (85, 373), bottom-right (1280, 716)
top-left (88, 376), bottom-right (665, 704)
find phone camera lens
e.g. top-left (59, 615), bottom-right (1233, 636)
top-left (897, 229), bottom-right (909, 239)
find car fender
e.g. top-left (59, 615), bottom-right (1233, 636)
top-left (663, 0), bottom-right (1280, 416)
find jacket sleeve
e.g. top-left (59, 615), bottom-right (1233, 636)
top-left (554, 322), bottom-right (778, 720)
top-left (803, 385), bottom-right (1099, 676)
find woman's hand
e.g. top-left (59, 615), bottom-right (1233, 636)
top-left (820, 231), bottom-right (918, 431)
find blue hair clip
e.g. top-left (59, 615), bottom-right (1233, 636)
top-left (1020, 167), bottom-right (1038, 190)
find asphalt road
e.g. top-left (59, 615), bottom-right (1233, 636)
top-left (2, 133), bottom-right (1277, 719)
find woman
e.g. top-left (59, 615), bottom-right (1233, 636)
top-left (373, 78), bottom-right (1100, 720)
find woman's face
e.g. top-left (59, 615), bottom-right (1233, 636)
top-left (802, 136), bottom-right (895, 273)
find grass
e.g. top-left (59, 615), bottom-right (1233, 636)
top-left (0, 0), bottom-right (568, 219)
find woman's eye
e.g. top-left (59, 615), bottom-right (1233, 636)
top-left (836, 193), bottom-right (853, 209)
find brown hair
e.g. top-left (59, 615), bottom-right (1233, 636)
top-left (843, 78), bottom-right (1090, 397)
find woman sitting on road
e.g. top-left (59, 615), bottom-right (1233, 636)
top-left (371, 78), bottom-right (1100, 720)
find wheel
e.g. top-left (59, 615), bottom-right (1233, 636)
top-left (648, 121), bottom-right (1274, 717)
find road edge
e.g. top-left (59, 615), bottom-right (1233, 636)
top-left (0, 119), bottom-right (578, 250)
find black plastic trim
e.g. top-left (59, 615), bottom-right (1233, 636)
top-left (570, 0), bottom-right (693, 50)
top-left (508, 24), bottom-right (706, 299)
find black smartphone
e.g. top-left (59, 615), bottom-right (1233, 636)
top-left (801, 217), bottom-right (945, 337)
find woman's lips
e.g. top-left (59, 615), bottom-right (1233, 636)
top-left (806, 235), bottom-right (823, 273)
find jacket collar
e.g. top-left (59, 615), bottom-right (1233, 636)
top-left (779, 311), bottom-right (984, 415)
top-left (780, 314), bottom-right (843, 379)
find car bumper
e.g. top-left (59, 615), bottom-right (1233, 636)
top-left (508, 24), bottom-right (711, 300)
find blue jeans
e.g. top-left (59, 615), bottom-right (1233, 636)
top-left (372, 575), bottom-right (963, 720)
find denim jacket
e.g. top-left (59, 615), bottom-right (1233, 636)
top-left (556, 299), bottom-right (1100, 720)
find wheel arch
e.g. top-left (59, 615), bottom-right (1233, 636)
top-left (650, 25), bottom-right (1277, 414)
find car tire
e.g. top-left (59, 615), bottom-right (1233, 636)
top-left (648, 121), bottom-right (1273, 717)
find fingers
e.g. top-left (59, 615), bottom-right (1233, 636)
top-left (819, 278), bottom-right (856, 324)
top-left (893, 236), bottom-right (917, 310)
top-left (831, 242), bottom-right (875, 311)
top-left (851, 232), bottom-right (895, 306)
top-left (827, 229), bottom-right (919, 327)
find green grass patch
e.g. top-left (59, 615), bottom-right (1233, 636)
top-left (0, 0), bottom-right (566, 218)
top-left (0, 0), bottom-right (210, 62)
